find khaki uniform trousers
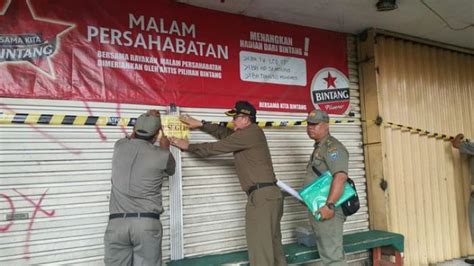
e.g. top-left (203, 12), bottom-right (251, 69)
top-left (104, 217), bottom-right (163, 266)
top-left (309, 207), bottom-right (347, 266)
top-left (245, 186), bottom-right (287, 266)
top-left (470, 191), bottom-right (474, 243)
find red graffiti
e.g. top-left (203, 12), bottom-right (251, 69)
top-left (1, 189), bottom-right (56, 260)
top-left (83, 101), bottom-right (107, 141)
top-left (0, 193), bottom-right (15, 232)
top-left (0, 104), bottom-right (82, 155)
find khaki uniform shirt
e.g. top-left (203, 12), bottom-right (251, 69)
top-left (188, 123), bottom-right (276, 192)
top-left (304, 134), bottom-right (349, 186)
top-left (109, 138), bottom-right (176, 214)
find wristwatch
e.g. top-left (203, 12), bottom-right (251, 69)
top-left (326, 202), bottom-right (335, 210)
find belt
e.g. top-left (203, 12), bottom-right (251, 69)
top-left (109, 213), bottom-right (160, 220)
top-left (247, 181), bottom-right (277, 196)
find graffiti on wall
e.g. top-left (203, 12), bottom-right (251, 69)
top-left (1, 189), bottom-right (56, 260)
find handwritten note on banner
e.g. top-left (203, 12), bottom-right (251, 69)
top-left (239, 51), bottom-right (307, 86)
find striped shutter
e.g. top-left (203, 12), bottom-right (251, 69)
top-left (176, 36), bottom-right (370, 262)
top-left (0, 35), bottom-right (368, 265)
top-left (0, 99), bottom-right (170, 265)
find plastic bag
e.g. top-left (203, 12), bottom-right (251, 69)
top-left (299, 171), bottom-right (356, 221)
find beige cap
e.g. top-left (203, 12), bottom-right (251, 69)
top-left (134, 113), bottom-right (161, 137)
top-left (306, 109), bottom-right (329, 124)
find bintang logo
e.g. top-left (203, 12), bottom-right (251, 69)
top-left (0, 0), bottom-right (74, 79)
top-left (310, 67), bottom-right (350, 115)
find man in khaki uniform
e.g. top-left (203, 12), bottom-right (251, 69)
top-left (452, 133), bottom-right (474, 265)
top-left (304, 109), bottom-right (348, 266)
top-left (170, 101), bottom-right (287, 266)
top-left (104, 110), bottom-right (176, 266)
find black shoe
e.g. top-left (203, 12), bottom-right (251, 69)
top-left (465, 258), bottom-right (474, 265)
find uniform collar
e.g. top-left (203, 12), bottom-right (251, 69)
top-left (131, 137), bottom-right (152, 144)
top-left (314, 134), bottom-right (331, 148)
top-left (241, 123), bottom-right (257, 131)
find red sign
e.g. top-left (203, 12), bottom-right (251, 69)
top-left (0, 0), bottom-right (348, 113)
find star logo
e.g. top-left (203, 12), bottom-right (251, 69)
top-left (323, 72), bottom-right (337, 89)
top-left (310, 67), bottom-right (350, 115)
top-left (0, 0), bottom-right (75, 79)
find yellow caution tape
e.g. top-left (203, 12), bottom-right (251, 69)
top-left (0, 111), bottom-right (190, 138)
top-left (364, 116), bottom-right (471, 142)
top-left (0, 111), bottom-right (134, 127)
top-left (0, 111), bottom-right (359, 128)
top-left (0, 111), bottom-right (469, 142)
top-left (213, 118), bottom-right (360, 128)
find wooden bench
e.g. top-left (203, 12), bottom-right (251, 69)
top-left (168, 230), bottom-right (404, 266)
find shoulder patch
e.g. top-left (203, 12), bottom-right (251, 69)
top-left (329, 151), bottom-right (339, 161)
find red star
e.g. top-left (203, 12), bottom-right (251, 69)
top-left (323, 72), bottom-right (337, 89)
top-left (0, 0), bottom-right (74, 78)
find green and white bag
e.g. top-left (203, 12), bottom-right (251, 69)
top-left (299, 171), bottom-right (356, 221)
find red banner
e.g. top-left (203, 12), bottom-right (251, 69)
top-left (0, 0), bottom-right (349, 113)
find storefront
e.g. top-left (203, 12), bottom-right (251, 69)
top-left (0, 0), bottom-right (368, 264)
top-left (4, 1), bottom-right (473, 265)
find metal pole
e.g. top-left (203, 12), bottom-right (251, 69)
top-left (167, 104), bottom-right (184, 260)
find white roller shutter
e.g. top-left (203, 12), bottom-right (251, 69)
top-left (0, 99), bottom-right (170, 265)
top-left (178, 35), bottom-right (369, 260)
top-left (0, 35), bottom-right (367, 265)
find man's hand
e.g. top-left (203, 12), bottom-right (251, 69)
top-left (169, 137), bottom-right (190, 150)
top-left (317, 205), bottom-right (335, 221)
top-left (452, 133), bottom-right (464, 149)
top-left (159, 131), bottom-right (170, 149)
top-left (180, 114), bottom-right (202, 129)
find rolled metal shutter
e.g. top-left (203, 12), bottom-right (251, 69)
top-left (0, 99), bottom-right (169, 265)
top-left (0, 35), bottom-right (367, 265)
top-left (178, 35), bottom-right (370, 262)
top-left (373, 34), bottom-right (473, 265)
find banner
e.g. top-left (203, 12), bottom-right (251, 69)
top-left (0, 0), bottom-right (349, 114)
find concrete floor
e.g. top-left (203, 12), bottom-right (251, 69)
top-left (298, 256), bottom-right (474, 266)
top-left (435, 258), bottom-right (474, 266)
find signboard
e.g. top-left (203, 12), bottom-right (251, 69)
top-left (0, 0), bottom-right (349, 114)
top-left (310, 68), bottom-right (350, 115)
top-left (161, 115), bottom-right (189, 139)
